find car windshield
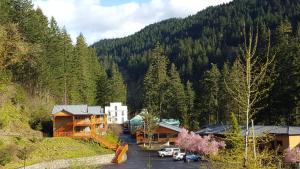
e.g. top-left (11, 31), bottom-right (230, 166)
top-left (160, 149), bottom-right (165, 151)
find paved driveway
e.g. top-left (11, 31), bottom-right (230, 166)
top-left (103, 134), bottom-right (204, 169)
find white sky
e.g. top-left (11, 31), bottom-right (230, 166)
top-left (33, 0), bottom-right (232, 44)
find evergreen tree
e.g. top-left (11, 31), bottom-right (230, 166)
top-left (266, 21), bottom-right (300, 125)
top-left (108, 63), bottom-right (126, 104)
top-left (185, 81), bottom-right (197, 130)
top-left (96, 69), bottom-right (110, 106)
top-left (0, 23), bottom-right (28, 71)
top-left (201, 64), bottom-right (221, 125)
top-left (226, 59), bottom-right (246, 123)
top-left (165, 63), bottom-right (187, 123)
top-left (144, 44), bottom-right (169, 116)
top-left (219, 62), bottom-right (231, 123)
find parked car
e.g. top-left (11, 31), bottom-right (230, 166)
top-left (173, 152), bottom-right (186, 161)
top-left (158, 148), bottom-right (180, 157)
top-left (183, 153), bottom-right (202, 162)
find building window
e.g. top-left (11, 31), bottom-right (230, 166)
top-left (122, 111), bottom-right (124, 116)
top-left (108, 111), bottom-right (111, 116)
top-left (115, 106), bottom-right (117, 110)
top-left (122, 117), bottom-right (124, 123)
top-left (115, 111), bottom-right (117, 116)
top-left (114, 118), bottom-right (117, 122)
top-left (108, 118), bottom-right (111, 122)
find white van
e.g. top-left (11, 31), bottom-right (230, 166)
top-left (158, 147), bottom-right (180, 157)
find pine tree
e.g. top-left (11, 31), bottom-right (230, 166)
top-left (185, 81), bottom-right (197, 130)
top-left (219, 63), bottom-right (231, 123)
top-left (108, 63), bottom-right (126, 104)
top-left (144, 44), bottom-right (169, 116)
top-left (201, 64), bottom-right (221, 125)
top-left (165, 63), bottom-right (187, 123)
top-left (0, 23), bottom-right (28, 71)
top-left (226, 59), bottom-right (246, 123)
top-left (96, 68), bottom-right (110, 106)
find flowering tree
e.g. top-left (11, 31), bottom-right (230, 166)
top-left (176, 128), bottom-right (225, 155)
top-left (285, 147), bottom-right (300, 163)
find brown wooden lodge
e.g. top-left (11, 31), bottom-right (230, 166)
top-left (52, 105), bottom-right (108, 137)
top-left (136, 122), bottom-right (182, 144)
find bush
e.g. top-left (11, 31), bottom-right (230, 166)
top-left (108, 124), bottom-right (122, 136)
top-left (0, 144), bottom-right (17, 166)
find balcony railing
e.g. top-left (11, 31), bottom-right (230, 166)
top-left (73, 118), bottom-right (106, 126)
top-left (54, 131), bottom-right (73, 137)
top-left (74, 120), bottom-right (91, 126)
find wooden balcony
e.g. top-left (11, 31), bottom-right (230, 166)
top-left (95, 118), bottom-right (106, 124)
top-left (74, 120), bottom-right (91, 126)
top-left (54, 131), bottom-right (73, 137)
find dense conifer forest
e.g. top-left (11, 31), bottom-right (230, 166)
top-left (0, 0), bottom-right (126, 132)
top-left (93, 0), bottom-right (300, 128)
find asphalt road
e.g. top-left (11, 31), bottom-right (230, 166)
top-left (103, 134), bottom-right (204, 169)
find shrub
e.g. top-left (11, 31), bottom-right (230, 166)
top-left (0, 144), bottom-right (17, 166)
top-left (17, 146), bottom-right (34, 168)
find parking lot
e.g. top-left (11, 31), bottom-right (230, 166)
top-left (103, 134), bottom-right (205, 169)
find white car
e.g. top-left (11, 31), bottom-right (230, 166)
top-left (158, 148), bottom-right (180, 157)
top-left (173, 152), bottom-right (186, 161)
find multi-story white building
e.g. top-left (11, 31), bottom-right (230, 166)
top-left (105, 102), bottom-right (128, 124)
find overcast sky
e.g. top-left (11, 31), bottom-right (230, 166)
top-left (33, 0), bottom-right (232, 44)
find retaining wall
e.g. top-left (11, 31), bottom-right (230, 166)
top-left (20, 154), bottom-right (115, 169)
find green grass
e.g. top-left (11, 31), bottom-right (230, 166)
top-left (4, 137), bottom-right (113, 169)
top-left (103, 132), bottom-right (119, 144)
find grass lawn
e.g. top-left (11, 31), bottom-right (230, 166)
top-left (4, 137), bottom-right (113, 169)
top-left (103, 132), bottom-right (119, 144)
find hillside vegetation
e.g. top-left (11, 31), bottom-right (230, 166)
top-left (93, 0), bottom-right (300, 127)
top-left (0, 0), bottom-right (123, 168)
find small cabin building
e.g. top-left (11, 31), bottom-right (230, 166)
top-left (136, 122), bottom-right (182, 145)
top-left (52, 105), bottom-right (108, 137)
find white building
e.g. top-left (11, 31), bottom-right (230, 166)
top-left (105, 102), bottom-right (128, 124)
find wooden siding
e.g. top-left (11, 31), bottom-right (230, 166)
top-left (136, 126), bottom-right (179, 144)
top-left (53, 114), bottom-right (108, 137)
top-left (289, 135), bottom-right (300, 149)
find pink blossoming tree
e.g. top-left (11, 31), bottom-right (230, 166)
top-left (175, 128), bottom-right (226, 155)
top-left (285, 147), bottom-right (300, 163)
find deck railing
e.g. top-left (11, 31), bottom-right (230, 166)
top-left (74, 120), bottom-right (91, 126)
top-left (54, 131), bottom-right (73, 137)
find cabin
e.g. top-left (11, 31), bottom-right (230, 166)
top-left (52, 105), bottom-right (108, 137)
top-left (136, 122), bottom-right (182, 145)
top-left (196, 125), bottom-right (300, 152)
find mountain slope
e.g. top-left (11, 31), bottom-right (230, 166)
top-left (92, 0), bottom-right (300, 113)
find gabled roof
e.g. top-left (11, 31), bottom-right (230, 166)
top-left (52, 105), bottom-right (104, 115)
top-left (158, 122), bottom-right (182, 132)
top-left (196, 124), bottom-right (300, 136)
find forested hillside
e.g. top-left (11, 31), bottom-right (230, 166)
top-left (0, 0), bottom-right (126, 133)
top-left (93, 0), bottom-right (300, 127)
